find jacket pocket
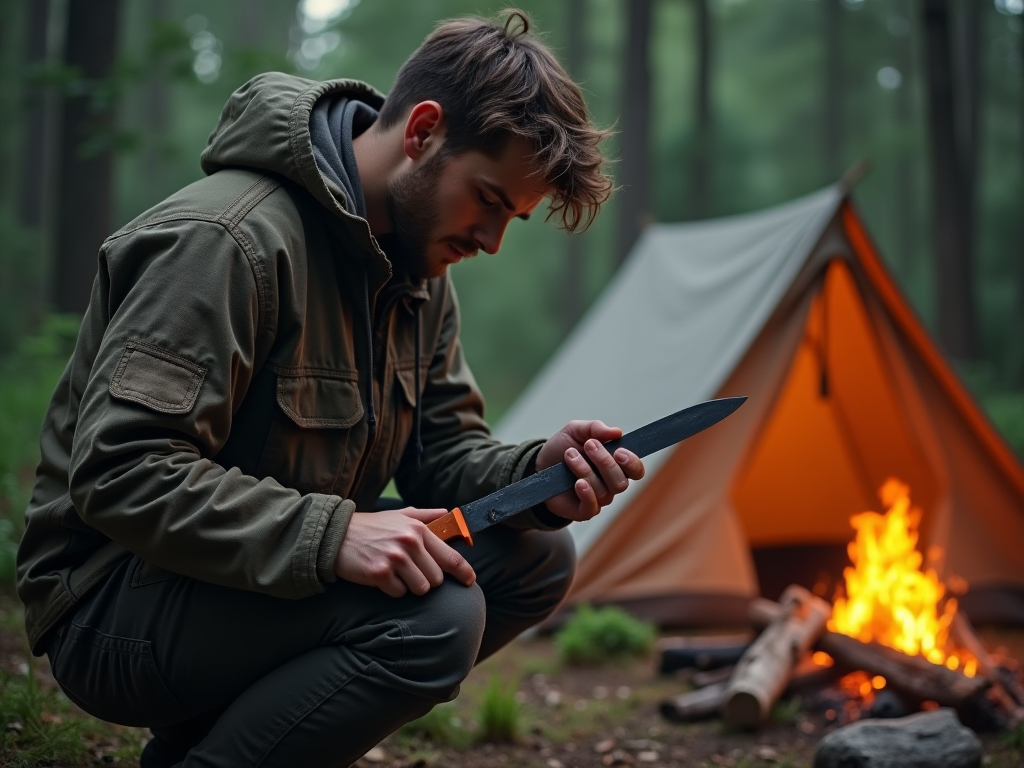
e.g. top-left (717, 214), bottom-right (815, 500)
top-left (258, 371), bottom-right (364, 495)
top-left (109, 339), bottom-right (207, 414)
top-left (50, 624), bottom-right (183, 727)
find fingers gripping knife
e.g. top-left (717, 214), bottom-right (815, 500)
top-left (426, 397), bottom-right (747, 545)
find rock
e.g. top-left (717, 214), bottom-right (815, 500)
top-left (813, 707), bottom-right (982, 768)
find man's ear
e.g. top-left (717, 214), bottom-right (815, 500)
top-left (403, 101), bottom-right (445, 161)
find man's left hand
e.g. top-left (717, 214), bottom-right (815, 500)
top-left (536, 420), bottom-right (645, 522)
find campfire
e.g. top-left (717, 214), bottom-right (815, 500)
top-left (829, 478), bottom-right (974, 678)
top-left (659, 479), bottom-right (1024, 732)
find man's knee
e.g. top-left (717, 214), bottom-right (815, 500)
top-left (344, 580), bottom-right (486, 701)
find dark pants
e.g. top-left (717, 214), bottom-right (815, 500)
top-left (45, 525), bottom-right (575, 768)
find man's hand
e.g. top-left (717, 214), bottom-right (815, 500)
top-left (335, 508), bottom-right (476, 597)
top-left (536, 421), bottom-right (645, 522)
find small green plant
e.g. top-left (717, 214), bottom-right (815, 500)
top-left (0, 662), bottom-right (88, 767)
top-left (554, 604), bottom-right (656, 665)
top-left (770, 694), bottom-right (802, 725)
top-left (1001, 717), bottom-right (1024, 752)
top-left (400, 702), bottom-right (469, 748)
top-left (475, 675), bottom-right (521, 744)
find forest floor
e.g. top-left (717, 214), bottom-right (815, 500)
top-left (1, 595), bottom-right (1023, 768)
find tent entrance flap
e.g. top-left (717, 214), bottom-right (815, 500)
top-left (732, 259), bottom-right (939, 553)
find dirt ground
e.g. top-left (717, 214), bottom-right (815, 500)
top-left (1, 599), bottom-right (1023, 768)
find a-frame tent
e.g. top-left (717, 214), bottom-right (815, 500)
top-left (496, 185), bottom-right (1024, 627)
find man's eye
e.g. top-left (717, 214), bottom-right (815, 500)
top-left (479, 192), bottom-right (497, 208)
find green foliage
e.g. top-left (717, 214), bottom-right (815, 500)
top-left (0, 662), bottom-right (88, 767)
top-left (958, 361), bottom-right (1024, 459)
top-left (475, 675), bottom-right (521, 744)
top-left (0, 313), bottom-right (79, 586)
top-left (399, 702), bottom-right (469, 748)
top-left (985, 393), bottom-right (1024, 459)
top-left (554, 604), bottom-right (656, 666)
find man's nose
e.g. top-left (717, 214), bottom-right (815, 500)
top-left (474, 221), bottom-right (508, 255)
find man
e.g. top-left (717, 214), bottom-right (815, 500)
top-left (18, 10), bottom-right (643, 767)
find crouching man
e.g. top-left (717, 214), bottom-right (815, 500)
top-left (17, 10), bottom-right (643, 767)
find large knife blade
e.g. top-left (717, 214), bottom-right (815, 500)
top-left (426, 396), bottom-right (747, 545)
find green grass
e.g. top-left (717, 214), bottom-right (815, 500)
top-left (554, 604), bottom-right (657, 666)
top-left (399, 702), bottom-right (470, 749)
top-left (0, 661), bottom-right (89, 767)
top-left (474, 674), bottom-right (521, 744)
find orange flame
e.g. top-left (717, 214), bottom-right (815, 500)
top-left (828, 479), bottom-right (975, 676)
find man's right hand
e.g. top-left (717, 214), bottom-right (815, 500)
top-left (334, 508), bottom-right (476, 597)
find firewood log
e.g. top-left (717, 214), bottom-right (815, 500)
top-left (951, 611), bottom-right (1024, 718)
top-left (752, 597), bottom-right (990, 709)
top-left (659, 681), bottom-right (729, 722)
top-left (721, 585), bottom-right (831, 728)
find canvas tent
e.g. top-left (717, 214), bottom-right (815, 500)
top-left (496, 185), bottom-right (1024, 627)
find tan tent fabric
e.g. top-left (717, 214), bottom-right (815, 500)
top-left (501, 188), bottom-right (1024, 627)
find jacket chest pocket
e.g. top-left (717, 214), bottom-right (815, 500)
top-left (257, 372), bottom-right (365, 495)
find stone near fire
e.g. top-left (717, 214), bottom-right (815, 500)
top-left (813, 707), bottom-right (982, 768)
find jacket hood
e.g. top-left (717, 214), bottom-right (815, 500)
top-left (200, 72), bottom-right (386, 219)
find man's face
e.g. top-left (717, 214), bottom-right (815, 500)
top-left (384, 135), bottom-right (548, 282)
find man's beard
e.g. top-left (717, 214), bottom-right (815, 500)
top-left (384, 151), bottom-right (446, 283)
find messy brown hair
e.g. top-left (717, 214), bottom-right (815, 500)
top-left (377, 9), bottom-right (613, 233)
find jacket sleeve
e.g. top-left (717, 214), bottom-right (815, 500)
top-left (68, 218), bottom-right (351, 599)
top-left (393, 279), bottom-right (568, 531)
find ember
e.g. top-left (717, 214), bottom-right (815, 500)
top-left (828, 478), bottom-right (977, 677)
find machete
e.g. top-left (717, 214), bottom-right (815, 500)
top-left (426, 396), bottom-right (747, 545)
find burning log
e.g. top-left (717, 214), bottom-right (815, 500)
top-left (820, 631), bottom-right (987, 708)
top-left (751, 597), bottom-right (991, 712)
top-left (720, 585), bottom-right (831, 728)
top-left (951, 611), bottom-right (1024, 722)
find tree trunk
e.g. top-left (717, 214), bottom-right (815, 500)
top-left (143, 0), bottom-right (168, 185)
top-left (52, 0), bottom-right (122, 314)
top-left (691, 0), bottom-right (712, 219)
top-left (956, 0), bottom-right (982, 349)
top-left (562, 0), bottom-right (587, 332)
top-left (1020, 18), bottom-right (1024, 356)
top-left (17, 0), bottom-right (51, 229)
top-left (616, 0), bottom-right (652, 265)
top-left (920, 0), bottom-right (978, 359)
top-left (823, 0), bottom-right (843, 182)
top-left (893, 0), bottom-right (915, 277)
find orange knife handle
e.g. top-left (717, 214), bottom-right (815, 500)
top-left (426, 507), bottom-right (474, 546)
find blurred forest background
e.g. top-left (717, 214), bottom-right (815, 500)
top-left (0, 0), bottom-right (1022, 584)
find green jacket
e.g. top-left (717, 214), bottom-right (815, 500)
top-left (17, 73), bottom-right (556, 654)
